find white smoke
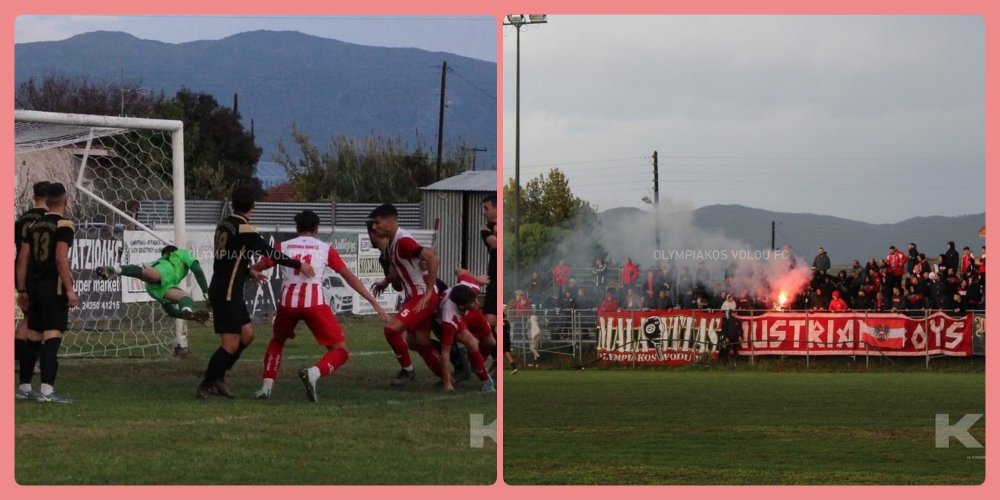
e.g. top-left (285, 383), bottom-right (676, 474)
top-left (588, 198), bottom-right (815, 305)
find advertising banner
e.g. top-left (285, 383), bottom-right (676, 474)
top-left (69, 226), bottom-right (123, 320)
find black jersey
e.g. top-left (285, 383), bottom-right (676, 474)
top-left (210, 214), bottom-right (300, 301)
top-left (15, 207), bottom-right (47, 262)
top-left (378, 250), bottom-right (392, 277)
top-left (480, 221), bottom-right (497, 281)
top-left (26, 213), bottom-right (74, 285)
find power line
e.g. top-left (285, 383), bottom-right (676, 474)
top-left (518, 155), bottom-right (650, 168)
top-left (656, 154), bottom-right (983, 162)
top-left (105, 15), bottom-right (493, 22)
top-left (569, 179), bottom-right (651, 188)
top-left (448, 67), bottom-right (495, 100)
top-left (520, 164), bottom-right (651, 176)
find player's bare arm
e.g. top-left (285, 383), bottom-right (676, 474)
top-left (455, 267), bottom-right (490, 286)
top-left (55, 241), bottom-right (77, 308)
top-left (16, 242), bottom-right (30, 310)
top-left (372, 265), bottom-right (401, 297)
top-left (416, 246), bottom-right (440, 311)
top-left (249, 251), bottom-right (277, 284)
top-left (338, 267), bottom-right (390, 323)
top-left (245, 229), bottom-right (315, 278)
top-left (481, 223), bottom-right (497, 251)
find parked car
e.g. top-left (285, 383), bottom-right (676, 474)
top-left (323, 275), bottom-right (353, 314)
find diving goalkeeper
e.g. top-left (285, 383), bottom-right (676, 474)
top-left (96, 245), bottom-right (211, 322)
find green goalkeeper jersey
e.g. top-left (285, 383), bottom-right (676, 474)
top-left (150, 248), bottom-right (197, 279)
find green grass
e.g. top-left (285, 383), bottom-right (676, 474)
top-left (503, 369), bottom-right (984, 485)
top-left (15, 316), bottom-right (496, 485)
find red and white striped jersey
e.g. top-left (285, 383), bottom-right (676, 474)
top-left (389, 228), bottom-right (429, 298)
top-left (261, 235), bottom-right (348, 309)
top-left (437, 274), bottom-right (482, 329)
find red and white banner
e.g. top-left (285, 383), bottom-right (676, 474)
top-left (737, 312), bottom-right (974, 357)
top-left (596, 310), bottom-right (721, 366)
top-left (596, 310), bottom-right (975, 364)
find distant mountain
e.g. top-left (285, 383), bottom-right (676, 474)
top-left (15, 30), bottom-right (497, 167)
top-left (597, 204), bottom-right (985, 267)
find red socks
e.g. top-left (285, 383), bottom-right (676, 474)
top-left (415, 343), bottom-right (443, 378)
top-left (262, 339), bottom-right (284, 379)
top-left (265, 338), bottom-right (348, 379)
top-left (468, 349), bottom-right (489, 381)
top-left (384, 327), bottom-right (412, 368)
top-left (317, 348), bottom-right (349, 377)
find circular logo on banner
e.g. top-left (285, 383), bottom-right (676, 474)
top-left (642, 316), bottom-right (662, 341)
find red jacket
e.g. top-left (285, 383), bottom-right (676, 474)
top-left (828, 292), bottom-right (849, 312)
top-left (511, 296), bottom-right (532, 316)
top-left (552, 264), bottom-right (572, 286)
top-left (621, 261), bottom-right (639, 285)
top-left (886, 250), bottom-right (907, 277)
top-left (598, 296), bottom-right (619, 313)
top-left (961, 254), bottom-right (975, 275)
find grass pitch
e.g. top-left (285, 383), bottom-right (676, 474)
top-left (503, 367), bottom-right (984, 485)
top-left (15, 316), bottom-right (496, 485)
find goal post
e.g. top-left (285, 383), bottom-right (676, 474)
top-left (15, 110), bottom-right (188, 357)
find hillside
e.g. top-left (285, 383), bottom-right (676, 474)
top-left (597, 204), bottom-right (984, 266)
top-left (15, 30), bottom-right (497, 166)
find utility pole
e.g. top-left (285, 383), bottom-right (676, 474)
top-left (771, 220), bottom-right (776, 250)
top-left (653, 150), bottom-right (660, 249)
top-left (435, 61), bottom-right (448, 182)
top-left (471, 146), bottom-right (487, 171)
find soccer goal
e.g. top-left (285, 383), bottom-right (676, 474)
top-left (15, 110), bottom-right (187, 358)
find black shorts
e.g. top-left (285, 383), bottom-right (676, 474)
top-left (26, 282), bottom-right (69, 332)
top-left (483, 281), bottom-right (498, 315)
top-left (210, 293), bottom-right (252, 334)
top-left (502, 321), bottom-right (512, 353)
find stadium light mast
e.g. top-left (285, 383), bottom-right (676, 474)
top-left (504, 13), bottom-right (547, 281)
top-left (653, 150), bottom-right (660, 250)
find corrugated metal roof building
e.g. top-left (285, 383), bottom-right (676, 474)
top-left (421, 170), bottom-right (497, 278)
top-left (135, 200), bottom-right (420, 232)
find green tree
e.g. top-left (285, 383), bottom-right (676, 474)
top-left (275, 127), bottom-right (467, 203)
top-left (16, 74), bottom-right (163, 117)
top-left (502, 168), bottom-right (604, 289)
top-left (16, 76), bottom-right (262, 200)
top-left (155, 88), bottom-right (262, 199)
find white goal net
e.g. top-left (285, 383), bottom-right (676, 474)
top-left (15, 110), bottom-right (187, 358)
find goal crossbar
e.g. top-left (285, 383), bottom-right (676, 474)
top-left (15, 110), bottom-right (188, 357)
top-left (15, 109), bottom-right (187, 249)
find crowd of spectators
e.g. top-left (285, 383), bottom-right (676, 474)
top-left (510, 241), bottom-right (985, 318)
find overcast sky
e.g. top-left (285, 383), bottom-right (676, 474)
top-left (502, 16), bottom-right (984, 224)
top-left (15, 15), bottom-right (497, 62)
